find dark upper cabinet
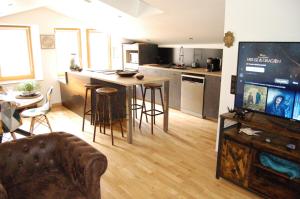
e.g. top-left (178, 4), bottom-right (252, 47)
top-left (123, 43), bottom-right (158, 69)
top-left (138, 43), bottom-right (158, 65)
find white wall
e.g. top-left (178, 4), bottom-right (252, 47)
top-left (217, 0), bottom-right (300, 148)
top-left (220, 0), bottom-right (300, 114)
top-left (0, 7), bottom-right (89, 104)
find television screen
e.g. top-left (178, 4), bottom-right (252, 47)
top-left (235, 42), bottom-right (300, 121)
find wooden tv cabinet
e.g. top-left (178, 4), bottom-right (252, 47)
top-left (216, 112), bottom-right (300, 199)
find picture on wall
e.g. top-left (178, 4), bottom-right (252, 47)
top-left (266, 88), bottom-right (295, 118)
top-left (243, 84), bottom-right (267, 112)
top-left (40, 34), bottom-right (55, 49)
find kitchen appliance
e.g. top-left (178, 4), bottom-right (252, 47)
top-left (122, 43), bottom-right (158, 70)
top-left (206, 58), bottom-right (221, 72)
top-left (181, 74), bottom-right (205, 117)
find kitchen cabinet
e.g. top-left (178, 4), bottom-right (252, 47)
top-left (123, 43), bottom-right (158, 69)
top-left (138, 67), bottom-right (181, 110)
top-left (59, 72), bottom-right (126, 121)
top-left (138, 66), bottom-right (221, 119)
top-left (59, 73), bottom-right (90, 118)
top-left (203, 75), bottom-right (221, 120)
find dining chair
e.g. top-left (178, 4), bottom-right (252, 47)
top-left (20, 87), bottom-right (54, 135)
top-left (0, 101), bottom-right (21, 141)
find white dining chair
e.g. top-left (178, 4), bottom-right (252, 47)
top-left (0, 101), bottom-right (21, 140)
top-left (21, 87), bottom-right (53, 134)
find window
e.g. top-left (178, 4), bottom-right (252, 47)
top-left (0, 26), bottom-right (34, 81)
top-left (55, 28), bottom-right (82, 75)
top-left (111, 36), bottom-right (123, 70)
top-left (86, 29), bottom-right (111, 69)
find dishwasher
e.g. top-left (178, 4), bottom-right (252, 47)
top-left (181, 74), bottom-right (205, 117)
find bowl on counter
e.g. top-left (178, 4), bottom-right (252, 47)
top-left (116, 70), bottom-right (138, 77)
top-left (135, 74), bottom-right (144, 80)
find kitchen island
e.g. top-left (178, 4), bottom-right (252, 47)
top-left (59, 70), bottom-right (170, 144)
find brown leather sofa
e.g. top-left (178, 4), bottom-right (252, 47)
top-left (0, 132), bottom-right (107, 199)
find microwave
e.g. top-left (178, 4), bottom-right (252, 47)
top-left (122, 43), bottom-right (158, 70)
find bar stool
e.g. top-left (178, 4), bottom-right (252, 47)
top-left (132, 85), bottom-right (148, 122)
top-left (82, 83), bottom-right (101, 131)
top-left (139, 83), bottom-right (164, 134)
top-left (93, 87), bottom-right (124, 145)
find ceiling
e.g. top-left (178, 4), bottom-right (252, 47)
top-left (0, 0), bottom-right (225, 44)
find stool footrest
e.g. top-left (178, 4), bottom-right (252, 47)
top-left (84, 109), bottom-right (92, 115)
top-left (132, 104), bottom-right (143, 110)
top-left (143, 109), bottom-right (164, 117)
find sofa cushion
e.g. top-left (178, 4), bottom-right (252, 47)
top-left (6, 170), bottom-right (87, 199)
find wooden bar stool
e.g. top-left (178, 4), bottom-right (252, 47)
top-left (132, 85), bottom-right (148, 122)
top-left (93, 87), bottom-right (124, 145)
top-left (82, 83), bottom-right (101, 131)
top-left (139, 83), bottom-right (164, 134)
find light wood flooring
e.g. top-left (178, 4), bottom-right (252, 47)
top-left (9, 105), bottom-right (261, 199)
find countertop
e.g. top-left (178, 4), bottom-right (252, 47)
top-left (140, 64), bottom-right (222, 77)
top-left (60, 70), bottom-right (170, 86)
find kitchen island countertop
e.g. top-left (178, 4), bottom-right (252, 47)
top-left (64, 70), bottom-right (170, 86)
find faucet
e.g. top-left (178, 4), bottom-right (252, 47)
top-left (179, 46), bottom-right (184, 66)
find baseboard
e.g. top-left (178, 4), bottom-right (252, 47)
top-left (52, 102), bottom-right (62, 108)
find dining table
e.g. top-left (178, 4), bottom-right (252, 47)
top-left (64, 70), bottom-right (171, 144)
top-left (0, 91), bottom-right (44, 140)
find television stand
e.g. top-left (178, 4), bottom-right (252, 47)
top-left (216, 112), bottom-right (300, 199)
top-left (267, 117), bottom-right (300, 133)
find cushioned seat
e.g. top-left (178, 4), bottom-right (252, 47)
top-left (0, 132), bottom-right (107, 199)
top-left (6, 170), bottom-right (87, 199)
top-left (20, 106), bottom-right (48, 118)
top-left (96, 87), bottom-right (118, 95)
top-left (143, 83), bottom-right (162, 89)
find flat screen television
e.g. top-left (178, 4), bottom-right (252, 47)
top-left (234, 42), bottom-right (300, 121)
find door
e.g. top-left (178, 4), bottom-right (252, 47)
top-left (221, 139), bottom-right (252, 187)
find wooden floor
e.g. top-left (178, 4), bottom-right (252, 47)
top-left (12, 105), bottom-right (261, 199)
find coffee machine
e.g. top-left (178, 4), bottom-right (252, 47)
top-left (206, 58), bottom-right (221, 72)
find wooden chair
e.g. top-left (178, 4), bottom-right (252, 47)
top-left (20, 87), bottom-right (53, 135)
top-left (139, 83), bottom-right (164, 134)
top-left (93, 87), bottom-right (124, 145)
top-left (132, 85), bottom-right (148, 124)
top-left (82, 83), bottom-right (101, 131)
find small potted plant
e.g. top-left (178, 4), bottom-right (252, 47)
top-left (17, 81), bottom-right (40, 96)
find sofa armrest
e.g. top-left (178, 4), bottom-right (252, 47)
top-left (57, 133), bottom-right (107, 199)
top-left (0, 183), bottom-right (8, 199)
